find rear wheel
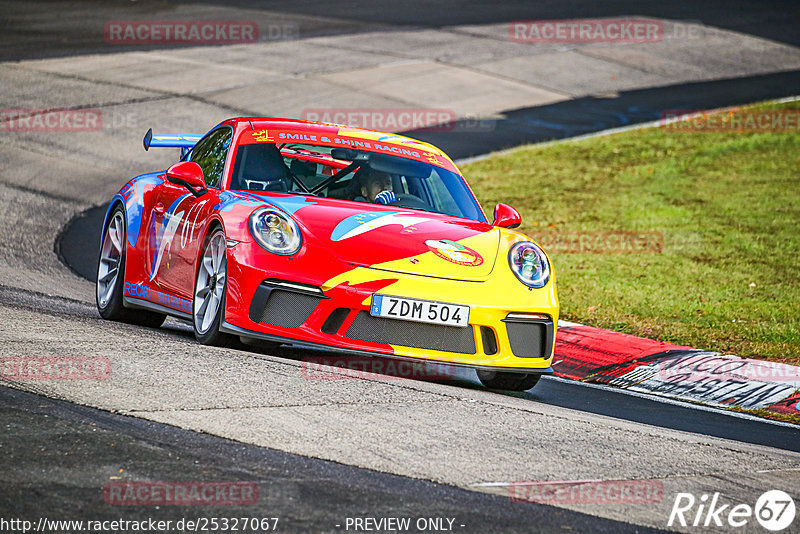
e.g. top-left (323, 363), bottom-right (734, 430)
top-left (477, 370), bottom-right (541, 391)
top-left (193, 227), bottom-right (234, 346)
top-left (96, 206), bottom-right (166, 328)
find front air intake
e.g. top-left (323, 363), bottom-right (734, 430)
top-left (249, 280), bottom-right (325, 328)
top-left (345, 312), bottom-right (476, 354)
top-left (503, 314), bottom-right (554, 358)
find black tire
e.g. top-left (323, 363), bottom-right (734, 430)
top-left (192, 227), bottom-right (234, 346)
top-left (96, 205), bottom-right (166, 328)
top-left (477, 370), bottom-right (541, 391)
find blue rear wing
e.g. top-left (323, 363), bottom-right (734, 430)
top-left (143, 128), bottom-right (203, 158)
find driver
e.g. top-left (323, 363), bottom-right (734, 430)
top-left (355, 167), bottom-right (396, 204)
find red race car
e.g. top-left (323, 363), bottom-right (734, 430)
top-left (97, 118), bottom-right (558, 390)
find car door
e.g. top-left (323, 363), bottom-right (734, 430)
top-left (148, 126), bottom-right (233, 308)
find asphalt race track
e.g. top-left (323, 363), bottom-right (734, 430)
top-left (2, 2), bottom-right (800, 532)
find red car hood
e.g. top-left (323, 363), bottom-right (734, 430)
top-left (255, 193), bottom-right (499, 280)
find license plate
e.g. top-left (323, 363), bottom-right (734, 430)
top-left (370, 295), bottom-right (470, 328)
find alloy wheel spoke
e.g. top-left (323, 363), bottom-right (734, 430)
top-left (201, 293), bottom-right (217, 331)
top-left (99, 268), bottom-right (118, 284)
top-left (109, 221), bottom-right (122, 253)
top-left (101, 285), bottom-right (113, 304)
top-left (214, 239), bottom-right (225, 273)
top-left (211, 240), bottom-right (220, 272)
top-left (197, 292), bottom-right (211, 319)
top-left (204, 255), bottom-right (215, 276)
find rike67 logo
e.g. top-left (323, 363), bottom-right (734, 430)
top-left (668, 490), bottom-right (795, 531)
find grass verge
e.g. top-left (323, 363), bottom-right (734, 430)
top-left (463, 99), bottom-right (800, 366)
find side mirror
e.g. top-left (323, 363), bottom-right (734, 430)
top-left (492, 203), bottom-right (521, 228)
top-left (166, 161), bottom-right (207, 197)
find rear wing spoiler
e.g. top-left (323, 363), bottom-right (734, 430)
top-left (143, 128), bottom-right (203, 158)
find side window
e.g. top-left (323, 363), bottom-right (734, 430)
top-left (191, 127), bottom-right (232, 188)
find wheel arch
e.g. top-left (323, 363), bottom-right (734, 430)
top-left (100, 197), bottom-right (126, 248)
top-left (100, 198), bottom-right (130, 285)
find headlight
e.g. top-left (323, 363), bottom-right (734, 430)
top-left (249, 207), bottom-right (302, 255)
top-left (508, 241), bottom-right (551, 288)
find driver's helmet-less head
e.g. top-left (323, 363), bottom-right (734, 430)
top-left (356, 167), bottom-right (395, 204)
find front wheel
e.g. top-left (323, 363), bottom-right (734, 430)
top-left (192, 228), bottom-right (233, 346)
top-left (477, 370), bottom-right (541, 391)
top-left (96, 206), bottom-right (165, 328)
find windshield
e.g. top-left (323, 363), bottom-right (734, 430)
top-left (229, 142), bottom-right (487, 222)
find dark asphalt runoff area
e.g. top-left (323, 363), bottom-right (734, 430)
top-left (2, 0), bottom-right (799, 61)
